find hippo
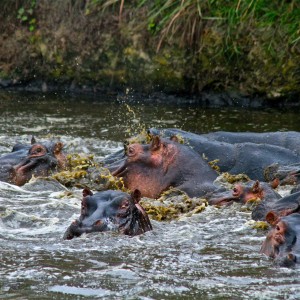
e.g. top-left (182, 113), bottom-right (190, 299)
top-left (148, 128), bottom-right (300, 181)
top-left (252, 191), bottom-right (300, 221)
top-left (264, 162), bottom-right (300, 188)
top-left (63, 189), bottom-right (152, 240)
top-left (109, 135), bottom-right (219, 199)
top-left (207, 180), bottom-right (281, 207)
top-left (0, 137), bottom-right (67, 186)
top-left (260, 212), bottom-right (300, 267)
top-left (201, 130), bottom-right (300, 154)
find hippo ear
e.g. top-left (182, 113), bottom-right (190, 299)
top-left (31, 136), bottom-right (37, 145)
top-left (271, 178), bottom-right (280, 189)
top-left (170, 135), bottom-right (179, 143)
top-left (131, 189), bottom-right (142, 204)
top-left (83, 188), bottom-right (93, 197)
top-left (252, 180), bottom-right (261, 193)
top-left (151, 136), bottom-right (161, 151)
top-left (265, 211), bottom-right (279, 226)
top-left (54, 142), bottom-right (64, 154)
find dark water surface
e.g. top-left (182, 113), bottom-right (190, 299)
top-left (1, 91), bottom-right (300, 299)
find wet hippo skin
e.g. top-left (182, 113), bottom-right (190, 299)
top-left (207, 180), bottom-right (281, 208)
top-left (64, 188), bottom-right (152, 239)
top-left (261, 212), bottom-right (300, 267)
top-left (0, 137), bottom-right (67, 186)
top-left (111, 135), bottom-right (219, 198)
top-left (148, 128), bottom-right (300, 181)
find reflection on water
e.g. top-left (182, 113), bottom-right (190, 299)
top-left (1, 91), bottom-right (300, 299)
top-left (1, 91), bottom-right (300, 141)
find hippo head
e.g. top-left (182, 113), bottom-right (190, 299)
top-left (63, 189), bottom-right (152, 240)
top-left (260, 212), bottom-right (300, 267)
top-left (112, 136), bottom-right (180, 199)
top-left (264, 163), bottom-right (300, 188)
top-left (11, 137), bottom-right (67, 186)
top-left (208, 180), bottom-right (265, 206)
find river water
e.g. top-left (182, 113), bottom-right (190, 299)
top-left (1, 91), bottom-right (300, 299)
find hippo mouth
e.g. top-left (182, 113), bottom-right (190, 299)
top-left (63, 219), bottom-right (113, 240)
top-left (209, 198), bottom-right (236, 206)
top-left (112, 163), bottom-right (127, 178)
top-left (64, 203), bottom-right (152, 240)
top-left (261, 236), bottom-right (298, 267)
top-left (11, 155), bottom-right (58, 185)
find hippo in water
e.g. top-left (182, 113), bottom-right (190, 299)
top-left (0, 137), bottom-right (67, 186)
top-left (110, 135), bottom-right (219, 198)
top-left (252, 191), bottom-right (300, 221)
top-left (148, 128), bottom-right (300, 181)
top-left (201, 130), bottom-right (300, 154)
top-left (264, 162), bottom-right (300, 188)
top-left (63, 189), bottom-right (152, 240)
top-left (207, 180), bottom-right (281, 208)
top-left (260, 212), bottom-right (300, 267)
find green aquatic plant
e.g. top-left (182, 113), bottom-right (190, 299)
top-left (140, 188), bottom-right (208, 221)
top-left (251, 220), bottom-right (269, 230)
top-left (52, 153), bottom-right (125, 191)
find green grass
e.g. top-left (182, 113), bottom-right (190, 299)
top-left (0, 0), bottom-right (299, 96)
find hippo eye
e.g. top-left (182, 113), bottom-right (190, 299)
top-left (36, 148), bottom-right (42, 153)
top-left (121, 200), bottom-right (129, 209)
top-left (276, 225), bottom-right (280, 231)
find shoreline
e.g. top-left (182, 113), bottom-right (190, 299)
top-left (1, 79), bottom-right (299, 108)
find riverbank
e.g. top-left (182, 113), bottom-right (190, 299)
top-left (1, 1), bottom-right (299, 105)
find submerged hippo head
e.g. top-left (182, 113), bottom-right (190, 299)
top-left (111, 135), bottom-right (218, 198)
top-left (63, 189), bottom-right (152, 240)
top-left (264, 163), bottom-right (300, 188)
top-left (252, 191), bottom-right (300, 221)
top-left (0, 137), bottom-right (67, 186)
top-left (208, 181), bottom-right (271, 206)
top-left (260, 212), bottom-right (300, 267)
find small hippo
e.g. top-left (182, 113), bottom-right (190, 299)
top-left (111, 135), bottom-right (219, 198)
top-left (63, 189), bottom-right (152, 240)
top-left (207, 180), bottom-right (281, 207)
top-left (264, 162), bottom-right (300, 188)
top-left (252, 191), bottom-right (300, 221)
top-left (260, 212), bottom-right (300, 267)
top-left (148, 128), bottom-right (300, 181)
top-left (0, 137), bottom-right (67, 186)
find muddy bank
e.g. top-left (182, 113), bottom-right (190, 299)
top-left (0, 1), bottom-right (299, 105)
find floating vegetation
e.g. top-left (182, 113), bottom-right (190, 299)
top-left (125, 129), bottom-right (151, 145)
top-left (214, 172), bottom-right (251, 189)
top-left (52, 153), bottom-right (125, 191)
top-left (208, 159), bottom-right (221, 173)
top-left (248, 220), bottom-right (269, 230)
top-left (140, 188), bottom-right (208, 221)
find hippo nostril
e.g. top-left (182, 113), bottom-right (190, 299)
top-left (121, 200), bottom-right (130, 209)
top-left (94, 220), bottom-right (103, 226)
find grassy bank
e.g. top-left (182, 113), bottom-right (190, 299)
top-left (0, 0), bottom-right (299, 98)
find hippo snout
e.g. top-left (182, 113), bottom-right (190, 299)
top-left (63, 220), bottom-right (108, 240)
